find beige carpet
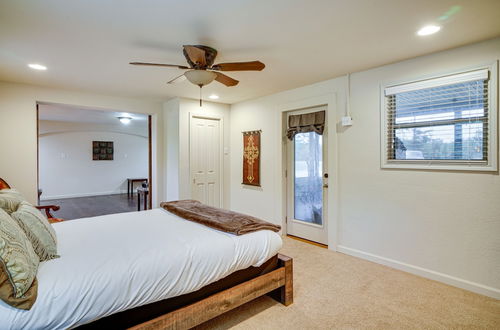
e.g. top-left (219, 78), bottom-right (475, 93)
top-left (196, 237), bottom-right (500, 330)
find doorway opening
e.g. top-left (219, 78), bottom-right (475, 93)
top-left (36, 103), bottom-right (152, 220)
top-left (285, 107), bottom-right (328, 245)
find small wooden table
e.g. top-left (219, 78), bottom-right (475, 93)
top-left (127, 178), bottom-right (147, 197)
top-left (137, 187), bottom-right (149, 211)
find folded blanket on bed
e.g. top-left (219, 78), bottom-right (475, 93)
top-left (160, 200), bottom-right (281, 235)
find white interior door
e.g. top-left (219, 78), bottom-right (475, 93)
top-left (286, 109), bottom-right (328, 245)
top-left (190, 116), bottom-right (221, 207)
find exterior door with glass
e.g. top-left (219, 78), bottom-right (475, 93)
top-left (286, 109), bottom-right (328, 245)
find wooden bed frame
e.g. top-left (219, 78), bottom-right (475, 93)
top-left (129, 254), bottom-right (293, 330)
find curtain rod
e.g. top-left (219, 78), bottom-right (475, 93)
top-left (242, 130), bottom-right (262, 134)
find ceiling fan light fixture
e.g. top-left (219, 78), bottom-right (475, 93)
top-left (118, 116), bottom-right (132, 124)
top-left (185, 70), bottom-right (217, 86)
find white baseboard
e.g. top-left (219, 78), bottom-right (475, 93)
top-left (337, 245), bottom-right (500, 300)
top-left (40, 190), bottom-right (127, 201)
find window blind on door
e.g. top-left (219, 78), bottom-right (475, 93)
top-left (384, 69), bottom-right (490, 162)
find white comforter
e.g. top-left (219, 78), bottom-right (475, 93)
top-left (0, 208), bottom-right (282, 329)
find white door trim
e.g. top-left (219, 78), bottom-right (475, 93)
top-left (277, 93), bottom-right (338, 250)
top-left (189, 112), bottom-right (224, 207)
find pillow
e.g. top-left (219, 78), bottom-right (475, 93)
top-left (11, 202), bottom-right (59, 261)
top-left (0, 189), bottom-right (27, 214)
top-left (0, 188), bottom-right (26, 199)
top-left (0, 208), bottom-right (39, 310)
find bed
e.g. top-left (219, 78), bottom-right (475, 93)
top-left (0, 207), bottom-right (292, 329)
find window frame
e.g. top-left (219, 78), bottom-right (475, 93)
top-left (380, 62), bottom-right (498, 171)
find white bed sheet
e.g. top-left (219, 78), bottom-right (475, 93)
top-left (0, 208), bottom-right (282, 329)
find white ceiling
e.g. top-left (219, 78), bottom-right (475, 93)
top-left (1, 0), bottom-right (499, 104)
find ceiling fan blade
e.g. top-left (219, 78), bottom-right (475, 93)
top-left (167, 74), bottom-right (187, 84)
top-left (212, 61), bottom-right (265, 71)
top-left (130, 62), bottom-right (189, 69)
top-left (214, 72), bottom-right (239, 87)
top-left (183, 45), bottom-right (206, 66)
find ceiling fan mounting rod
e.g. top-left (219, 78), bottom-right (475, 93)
top-left (199, 85), bottom-right (203, 107)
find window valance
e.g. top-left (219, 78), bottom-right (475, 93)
top-left (286, 111), bottom-right (325, 140)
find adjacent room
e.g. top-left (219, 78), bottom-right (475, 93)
top-left (0, 1), bottom-right (499, 329)
top-left (37, 104), bottom-right (151, 219)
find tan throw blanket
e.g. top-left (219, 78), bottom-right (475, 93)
top-left (160, 200), bottom-right (281, 235)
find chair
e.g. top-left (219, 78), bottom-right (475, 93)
top-left (0, 178), bottom-right (64, 224)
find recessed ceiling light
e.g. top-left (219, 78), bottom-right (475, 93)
top-left (28, 63), bottom-right (47, 70)
top-left (208, 94), bottom-right (219, 100)
top-left (417, 25), bottom-right (441, 36)
top-left (118, 117), bottom-right (132, 124)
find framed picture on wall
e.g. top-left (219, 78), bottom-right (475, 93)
top-left (92, 141), bottom-right (113, 160)
top-left (242, 130), bottom-right (261, 186)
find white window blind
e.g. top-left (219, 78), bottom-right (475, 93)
top-left (384, 69), bottom-right (491, 164)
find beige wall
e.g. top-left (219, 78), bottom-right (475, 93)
top-left (229, 37), bottom-right (500, 298)
top-left (163, 98), bottom-right (180, 202)
top-left (0, 81), bottom-right (164, 205)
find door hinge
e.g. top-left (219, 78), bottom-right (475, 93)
top-left (285, 169), bottom-right (287, 178)
top-left (285, 216), bottom-right (288, 223)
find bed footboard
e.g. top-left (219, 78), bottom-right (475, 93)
top-left (268, 253), bottom-right (293, 306)
top-left (130, 254), bottom-right (293, 330)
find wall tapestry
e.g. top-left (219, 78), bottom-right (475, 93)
top-left (92, 141), bottom-right (114, 160)
top-left (242, 130), bottom-right (261, 186)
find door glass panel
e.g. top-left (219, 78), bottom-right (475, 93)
top-left (294, 132), bottom-right (323, 225)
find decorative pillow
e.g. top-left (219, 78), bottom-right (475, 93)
top-left (0, 188), bottom-right (26, 199)
top-left (0, 208), bottom-right (39, 310)
top-left (11, 202), bottom-right (59, 261)
top-left (0, 189), bottom-right (28, 214)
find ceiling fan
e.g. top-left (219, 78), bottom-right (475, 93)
top-left (130, 45), bottom-right (265, 105)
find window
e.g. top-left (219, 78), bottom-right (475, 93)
top-left (381, 65), bottom-right (497, 171)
